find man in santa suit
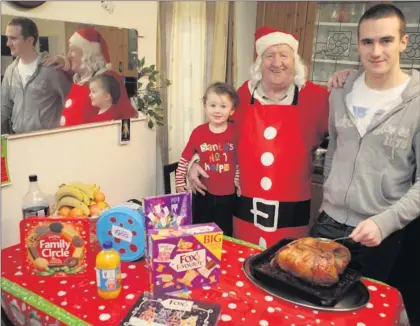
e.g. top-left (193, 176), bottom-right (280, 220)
top-left (188, 26), bottom-right (329, 248)
top-left (43, 27), bottom-right (136, 127)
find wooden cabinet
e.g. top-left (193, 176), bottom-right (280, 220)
top-left (310, 1), bottom-right (420, 85)
top-left (64, 22), bottom-right (138, 78)
top-left (256, 2), bottom-right (318, 72)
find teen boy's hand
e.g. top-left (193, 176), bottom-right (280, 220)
top-left (188, 162), bottom-right (208, 195)
top-left (327, 69), bottom-right (355, 90)
top-left (349, 219), bottom-right (383, 247)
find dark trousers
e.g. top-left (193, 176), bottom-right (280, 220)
top-left (388, 217), bottom-right (420, 325)
top-left (192, 191), bottom-right (235, 237)
top-left (310, 212), bottom-right (403, 283)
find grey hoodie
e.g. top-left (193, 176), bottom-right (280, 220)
top-left (1, 52), bottom-right (72, 134)
top-left (323, 69), bottom-right (420, 240)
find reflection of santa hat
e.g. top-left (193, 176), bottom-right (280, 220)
top-left (255, 26), bottom-right (299, 57)
top-left (69, 27), bottom-right (112, 69)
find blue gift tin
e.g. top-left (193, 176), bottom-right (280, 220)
top-left (96, 200), bottom-right (146, 262)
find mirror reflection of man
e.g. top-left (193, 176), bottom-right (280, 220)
top-left (1, 17), bottom-right (72, 134)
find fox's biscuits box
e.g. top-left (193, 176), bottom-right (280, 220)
top-left (20, 217), bottom-right (90, 277)
top-left (148, 223), bottom-right (223, 293)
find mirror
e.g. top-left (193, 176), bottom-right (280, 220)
top-left (1, 15), bottom-right (139, 135)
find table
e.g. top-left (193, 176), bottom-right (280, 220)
top-left (1, 237), bottom-right (410, 326)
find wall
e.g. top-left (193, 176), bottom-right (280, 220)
top-left (234, 2), bottom-right (257, 88)
top-left (1, 1), bottom-right (158, 247)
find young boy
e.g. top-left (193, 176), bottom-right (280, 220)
top-left (175, 82), bottom-right (240, 236)
top-left (88, 73), bottom-right (121, 120)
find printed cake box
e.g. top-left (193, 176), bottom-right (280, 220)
top-left (120, 292), bottom-right (221, 326)
top-left (148, 223), bottom-right (223, 293)
top-left (142, 193), bottom-right (192, 231)
top-left (20, 217), bottom-right (90, 277)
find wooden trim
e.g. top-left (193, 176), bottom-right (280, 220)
top-left (302, 2), bottom-right (317, 73)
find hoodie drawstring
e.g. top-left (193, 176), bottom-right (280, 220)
top-left (391, 108), bottom-right (408, 160)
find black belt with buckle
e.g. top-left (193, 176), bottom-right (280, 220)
top-left (234, 195), bottom-right (311, 230)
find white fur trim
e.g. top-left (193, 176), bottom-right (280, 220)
top-left (256, 32), bottom-right (298, 56)
top-left (69, 32), bottom-right (102, 57)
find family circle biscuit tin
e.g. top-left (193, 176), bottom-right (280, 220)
top-left (19, 217), bottom-right (90, 277)
top-left (96, 200), bottom-right (146, 262)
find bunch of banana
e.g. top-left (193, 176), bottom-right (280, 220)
top-left (55, 182), bottom-right (100, 216)
top-left (56, 196), bottom-right (90, 216)
top-left (67, 182), bottom-right (100, 201)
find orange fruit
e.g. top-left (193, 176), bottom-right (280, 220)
top-left (97, 201), bottom-right (108, 210)
top-left (69, 207), bottom-right (84, 218)
top-left (58, 206), bottom-right (71, 217)
top-left (89, 204), bottom-right (101, 216)
top-left (94, 192), bottom-right (105, 202)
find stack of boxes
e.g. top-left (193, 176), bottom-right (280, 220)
top-left (142, 193), bottom-right (223, 294)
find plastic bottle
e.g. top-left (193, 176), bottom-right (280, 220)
top-left (96, 241), bottom-right (122, 299)
top-left (22, 175), bottom-right (50, 219)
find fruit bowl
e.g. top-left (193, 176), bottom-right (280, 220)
top-left (53, 182), bottom-right (110, 219)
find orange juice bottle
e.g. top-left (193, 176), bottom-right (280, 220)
top-left (96, 241), bottom-right (122, 299)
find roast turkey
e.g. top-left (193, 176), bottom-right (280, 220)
top-left (273, 237), bottom-right (351, 286)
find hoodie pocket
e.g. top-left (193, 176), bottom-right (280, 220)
top-left (323, 165), bottom-right (347, 207)
top-left (380, 173), bottom-right (409, 205)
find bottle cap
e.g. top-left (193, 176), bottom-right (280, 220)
top-left (29, 175), bottom-right (38, 182)
top-left (103, 241), bottom-right (113, 249)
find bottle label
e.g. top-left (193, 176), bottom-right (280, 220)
top-left (22, 206), bottom-right (50, 219)
top-left (96, 266), bottom-right (121, 291)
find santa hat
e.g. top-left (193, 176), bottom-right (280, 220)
top-left (255, 26), bottom-right (299, 57)
top-left (69, 27), bottom-right (112, 69)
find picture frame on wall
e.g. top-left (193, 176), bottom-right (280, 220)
top-left (119, 119), bottom-right (131, 145)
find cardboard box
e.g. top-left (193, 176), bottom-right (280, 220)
top-left (148, 223), bottom-right (223, 293)
top-left (20, 217), bottom-right (90, 277)
top-left (142, 193), bottom-right (192, 231)
top-left (120, 292), bottom-right (221, 326)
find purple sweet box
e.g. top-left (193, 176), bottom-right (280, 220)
top-left (142, 193), bottom-right (192, 231)
top-left (148, 223), bottom-right (223, 293)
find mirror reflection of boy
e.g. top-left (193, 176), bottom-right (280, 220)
top-left (43, 27), bottom-right (137, 128)
top-left (88, 73), bottom-right (124, 123)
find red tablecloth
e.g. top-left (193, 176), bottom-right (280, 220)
top-left (1, 237), bottom-right (410, 326)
